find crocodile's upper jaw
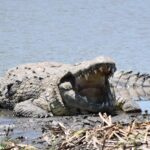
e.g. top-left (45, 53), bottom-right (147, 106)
top-left (59, 56), bottom-right (116, 113)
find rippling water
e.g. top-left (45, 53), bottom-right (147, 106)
top-left (0, 0), bottom-right (150, 75)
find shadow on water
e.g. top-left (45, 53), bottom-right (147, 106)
top-left (0, 109), bottom-right (42, 144)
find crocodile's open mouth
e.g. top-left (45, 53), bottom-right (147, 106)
top-left (59, 57), bottom-right (116, 114)
top-left (75, 63), bottom-right (115, 104)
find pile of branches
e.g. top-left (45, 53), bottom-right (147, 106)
top-left (43, 113), bottom-right (150, 150)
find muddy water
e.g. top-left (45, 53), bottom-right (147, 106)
top-left (0, 111), bottom-right (150, 149)
top-left (0, 110), bottom-right (42, 145)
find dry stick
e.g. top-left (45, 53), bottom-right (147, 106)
top-left (63, 129), bottom-right (86, 148)
top-left (108, 115), bottom-right (112, 125)
top-left (118, 129), bottom-right (127, 137)
top-left (74, 136), bottom-right (85, 144)
top-left (100, 124), bottom-right (115, 131)
top-left (3, 147), bottom-right (16, 150)
top-left (85, 130), bottom-right (91, 141)
top-left (93, 114), bottom-right (115, 149)
top-left (92, 136), bottom-right (102, 149)
top-left (126, 123), bottom-right (132, 136)
top-left (60, 114), bottom-right (150, 149)
top-left (102, 131), bottom-right (109, 150)
top-left (102, 125), bottom-right (119, 149)
top-left (108, 130), bottom-right (115, 139)
top-left (107, 140), bottom-right (119, 143)
top-left (102, 137), bottom-right (107, 150)
top-left (113, 132), bottom-right (126, 143)
top-left (99, 113), bottom-right (111, 126)
top-left (144, 126), bottom-right (150, 143)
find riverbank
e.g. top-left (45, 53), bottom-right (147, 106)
top-left (0, 111), bottom-right (150, 149)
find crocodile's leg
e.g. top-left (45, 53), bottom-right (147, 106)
top-left (113, 85), bottom-right (142, 112)
top-left (111, 71), bottom-right (150, 112)
top-left (14, 87), bottom-right (69, 117)
top-left (14, 98), bottom-right (51, 118)
top-left (14, 88), bottom-right (54, 117)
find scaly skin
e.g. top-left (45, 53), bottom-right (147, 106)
top-left (111, 71), bottom-right (150, 87)
top-left (0, 62), bottom-right (70, 117)
top-left (110, 71), bottom-right (150, 112)
top-left (0, 58), bottom-right (149, 117)
top-left (0, 57), bottom-right (116, 117)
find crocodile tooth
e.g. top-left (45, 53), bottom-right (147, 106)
top-left (109, 101), bottom-right (112, 106)
top-left (111, 68), bottom-right (115, 74)
top-left (102, 102), bottom-right (104, 107)
top-left (94, 70), bottom-right (97, 74)
top-left (99, 67), bottom-right (103, 72)
top-left (105, 102), bottom-right (109, 107)
top-left (78, 76), bottom-right (81, 79)
top-left (108, 67), bottom-right (111, 72)
top-left (83, 96), bottom-right (88, 102)
top-left (108, 93), bottom-right (112, 99)
top-left (85, 74), bottom-right (88, 80)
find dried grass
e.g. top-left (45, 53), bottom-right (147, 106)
top-left (43, 113), bottom-right (150, 149)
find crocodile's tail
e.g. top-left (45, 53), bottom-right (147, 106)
top-left (110, 71), bottom-right (150, 88)
top-left (110, 71), bottom-right (150, 112)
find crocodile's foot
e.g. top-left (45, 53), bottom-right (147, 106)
top-left (116, 97), bottom-right (142, 113)
top-left (59, 57), bottom-right (116, 114)
top-left (122, 100), bottom-right (141, 113)
top-left (14, 99), bottom-right (53, 118)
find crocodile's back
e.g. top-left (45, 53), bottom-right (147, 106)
top-left (3, 62), bottom-right (67, 81)
top-left (111, 71), bottom-right (150, 87)
top-left (0, 62), bottom-right (71, 109)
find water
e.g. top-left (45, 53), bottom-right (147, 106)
top-left (138, 101), bottom-right (150, 113)
top-left (0, 0), bottom-right (150, 75)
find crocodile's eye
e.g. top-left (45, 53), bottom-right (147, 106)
top-left (5, 83), bottom-right (14, 97)
top-left (60, 73), bottom-right (76, 88)
top-left (0, 91), bottom-right (2, 96)
top-left (5, 80), bottom-right (22, 98)
top-left (7, 83), bottom-right (13, 91)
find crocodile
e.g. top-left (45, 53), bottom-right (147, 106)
top-left (0, 56), bottom-right (149, 117)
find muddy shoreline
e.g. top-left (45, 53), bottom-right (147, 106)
top-left (0, 110), bottom-right (150, 149)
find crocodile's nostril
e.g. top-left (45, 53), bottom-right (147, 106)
top-left (0, 91), bottom-right (2, 96)
top-left (5, 83), bottom-right (14, 98)
top-left (7, 83), bottom-right (13, 91)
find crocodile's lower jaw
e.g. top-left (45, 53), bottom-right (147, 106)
top-left (59, 82), bottom-right (115, 114)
